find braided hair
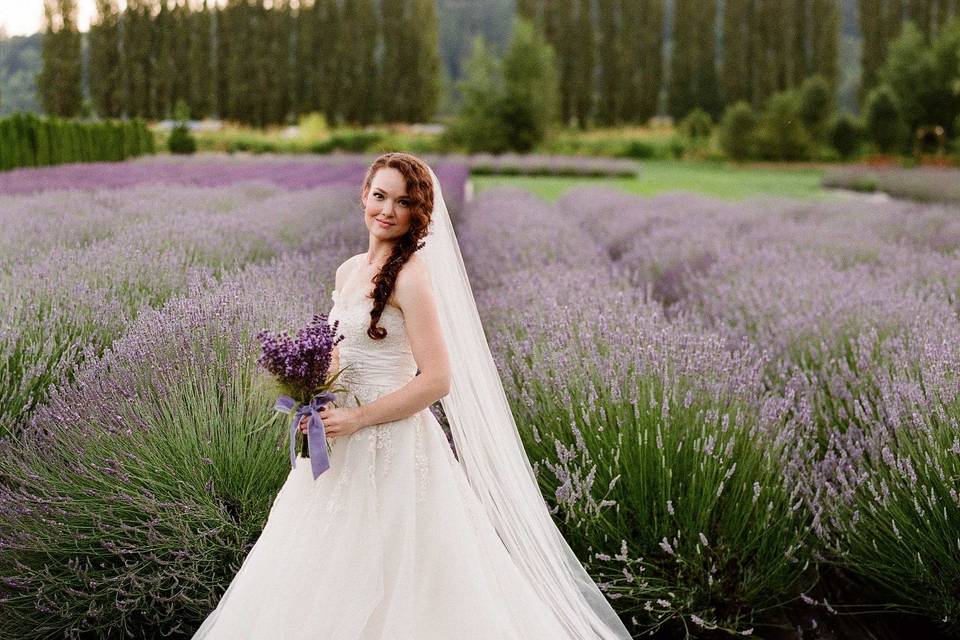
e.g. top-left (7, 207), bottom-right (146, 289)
top-left (360, 152), bottom-right (434, 340)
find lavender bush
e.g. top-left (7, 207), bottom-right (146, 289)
top-left (3, 155), bottom-right (960, 636)
top-left (0, 183), bottom-right (362, 437)
top-left (474, 263), bottom-right (812, 637)
top-left (0, 253), bottom-right (338, 639)
top-left (822, 165), bottom-right (960, 204)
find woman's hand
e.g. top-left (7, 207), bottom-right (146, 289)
top-left (298, 404), bottom-right (364, 439)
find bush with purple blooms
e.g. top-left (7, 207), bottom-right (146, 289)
top-left (0, 255), bottom-right (334, 639)
top-left (3, 156), bottom-right (960, 638)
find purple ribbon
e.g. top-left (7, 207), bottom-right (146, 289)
top-left (274, 391), bottom-right (337, 480)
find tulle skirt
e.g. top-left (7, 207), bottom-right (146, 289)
top-left (191, 405), bottom-right (574, 639)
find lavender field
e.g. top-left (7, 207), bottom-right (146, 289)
top-left (1, 156), bottom-right (959, 639)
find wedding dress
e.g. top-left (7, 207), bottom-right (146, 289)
top-left (190, 288), bottom-right (579, 639)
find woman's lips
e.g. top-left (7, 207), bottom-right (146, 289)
top-left (377, 219), bottom-right (394, 228)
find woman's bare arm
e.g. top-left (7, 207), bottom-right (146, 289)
top-left (353, 255), bottom-right (451, 429)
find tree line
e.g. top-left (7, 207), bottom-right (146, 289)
top-left (38, 0), bottom-right (441, 127)
top-left (34, 0), bottom-right (960, 129)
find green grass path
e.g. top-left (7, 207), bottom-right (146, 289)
top-left (472, 160), bottom-right (831, 202)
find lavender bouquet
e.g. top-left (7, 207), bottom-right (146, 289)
top-left (254, 313), bottom-right (356, 479)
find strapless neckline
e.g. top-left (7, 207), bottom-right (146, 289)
top-left (331, 289), bottom-right (403, 316)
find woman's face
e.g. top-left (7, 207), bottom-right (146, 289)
top-left (361, 167), bottom-right (413, 241)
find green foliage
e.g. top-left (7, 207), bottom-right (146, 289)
top-left (443, 36), bottom-right (511, 152)
top-left (500, 17), bottom-right (561, 151)
top-left (718, 100), bottom-right (757, 161)
top-left (864, 85), bottom-right (909, 154)
top-left (37, 1), bottom-right (83, 117)
top-left (798, 75), bottom-right (834, 143)
top-left (0, 113), bottom-right (154, 171)
top-left (168, 123), bottom-right (197, 155)
top-left (878, 18), bottom-right (960, 142)
top-left (678, 107), bottom-right (713, 147)
top-left (754, 90), bottom-right (814, 161)
top-left (446, 17), bottom-right (560, 153)
top-left (499, 313), bottom-right (813, 636)
top-left (174, 98), bottom-right (191, 123)
top-left (828, 112), bottom-right (862, 159)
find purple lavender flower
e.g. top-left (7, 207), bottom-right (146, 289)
top-left (256, 314), bottom-right (344, 400)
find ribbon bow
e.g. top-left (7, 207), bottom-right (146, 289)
top-left (274, 391), bottom-right (337, 480)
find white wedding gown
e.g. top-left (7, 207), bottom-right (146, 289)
top-left (192, 289), bottom-right (577, 639)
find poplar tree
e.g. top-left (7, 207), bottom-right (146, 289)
top-left (121, 0), bottom-right (154, 118)
top-left (811, 0), bottom-right (840, 92)
top-left (571, 0), bottom-right (595, 127)
top-left (152, 0), bottom-right (175, 119)
top-left (89, 0), bottom-right (122, 118)
top-left (189, 0), bottom-right (214, 119)
top-left (409, 0), bottom-right (442, 122)
top-left (722, 0), bottom-right (753, 105)
top-left (596, 0), bottom-right (622, 124)
top-left (669, 0), bottom-right (720, 119)
top-left (38, 0), bottom-right (83, 117)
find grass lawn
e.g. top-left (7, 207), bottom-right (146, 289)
top-left (472, 160), bottom-right (832, 201)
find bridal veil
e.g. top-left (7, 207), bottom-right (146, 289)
top-left (421, 165), bottom-right (631, 640)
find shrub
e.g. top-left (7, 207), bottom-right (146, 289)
top-left (487, 272), bottom-right (814, 637)
top-left (168, 123), bottom-right (197, 155)
top-left (0, 257), bottom-right (330, 638)
top-left (799, 75), bottom-right (834, 143)
top-left (755, 90), bottom-right (814, 161)
top-left (828, 113), bottom-right (862, 159)
top-left (718, 100), bottom-right (757, 161)
top-left (678, 107), bottom-right (713, 148)
top-left (864, 84), bottom-right (909, 154)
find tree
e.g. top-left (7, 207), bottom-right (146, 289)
top-left (878, 20), bottom-right (937, 134)
top-left (37, 0), bottom-right (83, 117)
top-left (595, 0), bottom-right (622, 125)
top-left (500, 16), bottom-right (560, 150)
top-left (445, 36), bottom-right (510, 152)
top-left (89, 0), bottom-right (122, 118)
top-left (571, 0), bottom-right (595, 127)
top-left (798, 74), bottom-right (834, 142)
top-left (621, 0), bottom-right (664, 124)
top-left (719, 100), bottom-right (757, 160)
top-left (722, 0), bottom-right (752, 105)
top-left (864, 84), bottom-right (909, 152)
top-left (754, 90), bottom-right (814, 160)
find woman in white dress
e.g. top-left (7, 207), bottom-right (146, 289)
top-left (191, 153), bottom-right (632, 640)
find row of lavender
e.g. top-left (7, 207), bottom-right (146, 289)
top-left (0, 158), bottom-right (957, 637)
top-left (463, 186), bottom-right (960, 635)
top-left (0, 158), bottom-right (468, 438)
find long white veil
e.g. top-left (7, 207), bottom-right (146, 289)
top-left (421, 166), bottom-right (632, 639)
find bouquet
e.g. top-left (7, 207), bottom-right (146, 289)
top-left (253, 313), bottom-right (357, 480)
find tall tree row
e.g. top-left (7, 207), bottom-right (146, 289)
top-left (668, 0), bottom-right (721, 120)
top-left (859, 0), bottom-right (959, 103)
top-left (77, 0), bottom-right (440, 126)
top-left (37, 0), bottom-right (83, 117)
top-left (521, 0), bottom-right (663, 127)
top-left (520, 0), bottom-right (838, 125)
top-left (719, 0), bottom-right (840, 115)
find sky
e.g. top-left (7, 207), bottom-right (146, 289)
top-left (0, 0), bottom-right (98, 36)
top-left (1, 1), bottom-right (242, 36)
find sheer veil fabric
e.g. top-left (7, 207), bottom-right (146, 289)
top-left (421, 167), bottom-right (631, 639)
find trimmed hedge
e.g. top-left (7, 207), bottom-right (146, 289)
top-left (0, 112), bottom-right (155, 171)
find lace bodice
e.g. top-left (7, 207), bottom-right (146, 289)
top-left (328, 289), bottom-right (418, 404)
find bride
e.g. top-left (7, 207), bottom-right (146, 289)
top-left (191, 152), bottom-right (632, 639)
